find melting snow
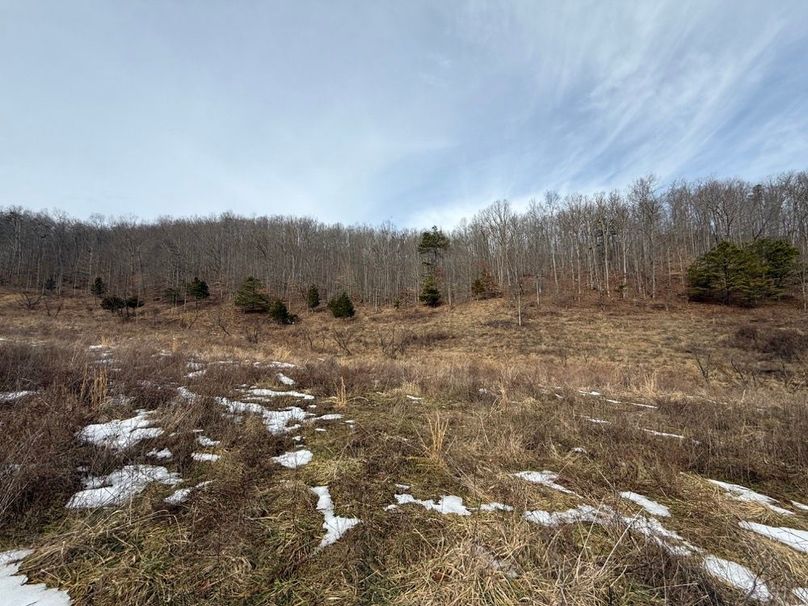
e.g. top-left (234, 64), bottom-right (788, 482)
top-left (187, 370), bottom-right (206, 378)
top-left (793, 588), bottom-right (808, 605)
top-left (406, 395), bottom-right (423, 401)
top-left (0, 549), bottom-right (72, 606)
top-left (0, 391), bottom-right (35, 402)
top-left (246, 388), bottom-right (314, 400)
top-left (66, 465), bottom-right (181, 508)
top-left (191, 453), bottom-right (220, 462)
top-left (701, 555), bottom-right (771, 602)
top-left (311, 486), bottom-right (361, 548)
top-left (216, 396), bottom-right (306, 434)
top-left (585, 417), bottom-right (610, 425)
top-left (269, 361), bottom-right (296, 369)
top-left (514, 470), bottom-right (577, 495)
top-left (277, 373), bottom-right (295, 386)
top-left (619, 491), bottom-right (671, 517)
top-left (272, 449), bottom-right (313, 468)
top-left (792, 501), bottom-right (808, 512)
top-left (708, 480), bottom-right (794, 516)
top-left (164, 481), bottom-right (212, 505)
top-left (479, 502), bottom-right (514, 512)
top-left (739, 521), bottom-right (808, 553)
top-left (77, 410), bottom-right (162, 450)
top-left (316, 413), bottom-right (343, 421)
top-left (524, 504), bottom-right (607, 527)
top-left (394, 493), bottom-right (471, 516)
top-left (644, 429), bottom-right (684, 439)
top-left (147, 448), bottom-right (173, 460)
top-left (196, 435), bottom-right (220, 447)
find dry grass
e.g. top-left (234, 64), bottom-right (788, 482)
top-left (0, 291), bottom-right (806, 604)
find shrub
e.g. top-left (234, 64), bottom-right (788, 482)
top-left (234, 277), bottom-right (271, 313)
top-left (306, 284), bottom-right (320, 310)
top-left (748, 238), bottom-right (799, 295)
top-left (419, 273), bottom-right (442, 307)
top-left (328, 292), bottom-right (355, 318)
top-left (268, 299), bottom-right (295, 324)
top-left (90, 277), bottom-right (107, 298)
top-left (125, 296), bottom-right (144, 309)
top-left (100, 295), bottom-right (125, 314)
top-left (687, 241), bottom-right (768, 306)
top-left (187, 277), bottom-right (210, 300)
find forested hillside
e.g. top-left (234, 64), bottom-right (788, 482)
top-left (3, 173), bottom-right (807, 306)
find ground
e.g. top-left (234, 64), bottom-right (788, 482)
top-left (0, 292), bottom-right (806, 605)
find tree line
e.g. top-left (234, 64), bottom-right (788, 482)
top-left (2, 171), bottom-right (807, 310)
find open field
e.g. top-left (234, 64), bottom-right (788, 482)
top-left (1, 293), bottom-right (807, 605)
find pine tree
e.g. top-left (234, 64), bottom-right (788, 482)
top-left (234, 276), bottom-right (271, 313)
top-left (419, 273), bottom-right (442, 307)
top-left (306, 284), bottom-right (320, 310)
top-left (187, 277), bottom-right (210, 300)
top-left (688, 241), bottom-right (768, 306)
top-left (328, 292), bottom-right (355, 318)
top-left (91, 277), bottom-right (107, 298)
top-left (100, 295), bottom-right (125, 314)
top-left (268, 299), bottom-right (295, 324)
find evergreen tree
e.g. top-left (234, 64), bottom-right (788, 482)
top-left (234, 276), bottom-right (271, 313)
top-left (187, 277), bottom-right (210, 300)
top-left (44, 277), bottom-right (56, 292)
top-left (687, 241), bottom-right (768, 306)
top-left (268, 299), bottom-right (295, 324)
top-left (126, 296), bottom-right (144, 309)
top-left (470, 269), bottom-right (499, 299)
top-left (91, 277), bottom-right (107, 298)
top-left (748, 238), bottom-right (799, 295)
top-left (419, 273), bottom-right (442, 307)
top-left (328, 292), bottom-right (355, 318)
top-left (100, 295), bottom-right (125, 314)
top-left (306, 284), bottom-right (320, 310)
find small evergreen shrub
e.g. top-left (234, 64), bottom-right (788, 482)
top-left (268, 299), bottom-right (295, 324)
top-left (328, 292), bottom-right (355, 318)
top-left (234, 277), bottom-right (271, 313)
top-left (419, 274), bottom-right (442, 307)
top-left (100, 295), bottom-right (125, 314)
top-left (306, 284), bottom-right (320, 310)
top-left (470, 270), bottom-right (499, 299)
top-left (187, 277), bottom-right (210, 300)
top-left (91, 277), bottom-right (107, 298)
top-left (126, 296), bottom-right (144, 309)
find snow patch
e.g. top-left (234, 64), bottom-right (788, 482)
top-left (164, 481), bottom-right (212, 505)
top-left (701, 555), bottom-right (771, 602)
top-left (479, 502), bottom-right (514, 512)
top-left (514, 470), bottom-right (577, 495)
top-left (620, 491), bottom-right (671, 517)
top-left (0, 549), bottom-right (72, 605)
top-left (147, 448), bottom-right (173, 460)
top-left (311, 486), bottom-right (360, 548)
top-left (0, 391), bottom-right (35, 402)
top-left (644, 429), bottom-right (684, 440)
top-left (394, 493), bottom-right (471, 516)
top-left (77, 410), bottom-right (162, 450)
top-left (246, 387), bottom-right (314, 401)
top-left (739, 521), bottom-right (808, 553)
top-left (316, 413), bottom-right (343, 421)
top-left (66, 465), bottom-right (181, 508)
top-left (277, 373), bottom-right (295, 386)
top-left (708, 479), bottom-right (794, 516)
top-left (196, 435), bottom-right (220, 447)
top-left (216, 396), bottom-right (306, 434)
top-left (272, 449), bottom-right (313, 469)
top-left (191, 452), bottom-right (220, 462)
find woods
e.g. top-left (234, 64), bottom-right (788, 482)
top-left (2, 172), bottom-right (808, 308)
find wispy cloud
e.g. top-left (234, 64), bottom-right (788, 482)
top-left (1, 1), bottom-right (806, 225)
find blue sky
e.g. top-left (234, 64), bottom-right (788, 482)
top-left (2, 1), bottom-right (807, 227)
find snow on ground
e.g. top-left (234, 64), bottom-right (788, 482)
top-left (739, 521), bottom-right (808, 553)
top-left (147, 448), bottom-right (173, 460)
top-left (216, 396), bottom-right (306, 434)
top-left (524, 504), bottom-right (607, 527)
top-left (393, 493), bottom-right (471, 516)
top-left (405, 395), bottom-right (423, 401)
top-left (793, 588), bottom-right (808, 605)
top-left (196, 435), bottom-right (220, 447)
top-left (514, 470), bottom-right (577, 495)
top-left (619, 491), bottom-right (671, 517)
top-left (191, 453), bottom-right (220, 462)
top-left (269, 361), bottom-right (296, 369)
top-left (584, 417), bottom-right (610, 425)
top-left (311, 486), bottom-right (361, 548)
top-left (791, 501), bottom-right (808, 512)
top-left (66, 465), bottom-right (181, 508)
top-left (579, 390), bottom-right (601, 396)
top-left (272, 449), bottom-right (313, 469)
top-left (479, 502), bottom-right (514, 512)
top-left (164, 481), bottom-right (213, 505)
top-left (316, 414), bottom-right (343, 421)
top-left (177, 387), bottom-right (199, 401)
top-left (77, 410), bottom-right (162, 450)
top-left (277, 373), bottom-right (295, 386)
top-left (246, 387), bottom-right (314, 401)
top-left (644, 429), bottom-right (684, 440)
top-left (0, 391), bottom-right (35, 402)
top-left (701, 555), bottom-right (771, 602)
top-left (0, 549), bottom-right (72, 606)
top-left (708, 479), bottom-right (795, 516)
top-left (187, 370), bottom-right (206, 378)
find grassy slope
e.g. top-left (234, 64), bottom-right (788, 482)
top-left (0, 292), bottom-right (806, 605)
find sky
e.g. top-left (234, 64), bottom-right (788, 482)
top-left (1, 1), bottom-right (807, 228)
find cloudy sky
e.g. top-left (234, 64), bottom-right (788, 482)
top-left (2, 1), bottom-right (807, 227)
